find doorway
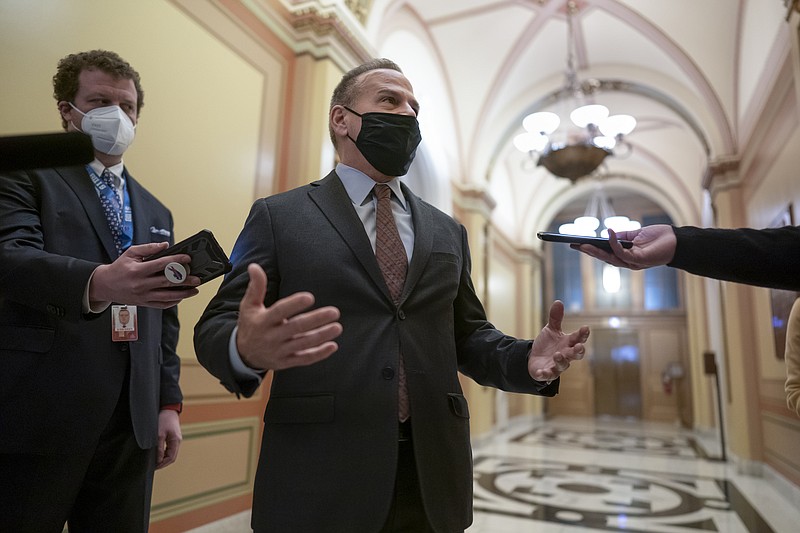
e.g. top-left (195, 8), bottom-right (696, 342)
top-left (593, 328), bottom-right (642, 418)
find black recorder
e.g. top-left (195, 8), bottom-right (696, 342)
top-left (146, 229), bottom-right (232, 285)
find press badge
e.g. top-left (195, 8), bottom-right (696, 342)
top-left (112, 305), bottom-right (138, 341)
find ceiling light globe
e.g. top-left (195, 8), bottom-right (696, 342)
top-left (523, 112), bottom-right (560, 134)
top-left (514, 132), bottom-right (549, 153)
top-left (593, 136), bottom-right (616, 150)
top-left (600, 114), bottom-right (637, 137)
top-left (604, 215), bottom-right (631, 230)
top-left (559, 222), bottom-right (596, 237)
top-left (570, 104), bottom-right (609, 128)
top-left (574, 216), bottom-right (600, 231)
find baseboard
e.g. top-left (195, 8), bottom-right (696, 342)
top-left (764, 463), bottom-right (800, 508)
top-left (184, 510), bottom-right (251, 533)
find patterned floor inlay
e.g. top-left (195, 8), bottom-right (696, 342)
top-left (510, 426), bottom-right (718, 460)
top-left (473, 455), bottom-right (772, 532)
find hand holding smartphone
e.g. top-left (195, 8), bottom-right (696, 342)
top-left (537, 231), bottom-right (633, 253)
top-left (145, 229), bottom-right (232, 285)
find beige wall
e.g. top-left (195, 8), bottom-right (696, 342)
top-left (0, 0), bottom-right (283, 529)
top-left (0, 0), bottom-right (265, 357)
top-left (705, 33), bottom-right (800, 481)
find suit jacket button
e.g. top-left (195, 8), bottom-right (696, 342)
top-left (382, 367), bottom-right (395, 380)
top-left (119, 343), bottom-right (129, 352)
top-left (397, 310), bottom-right (406, 320)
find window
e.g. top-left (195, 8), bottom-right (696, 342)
top-left (550, 220), bottom-right (583, 312)
top-left (545, 211), bottom-right (681, 312)
top-left (642, 215), bottom-right (680, 310)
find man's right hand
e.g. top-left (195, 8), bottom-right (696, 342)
top-left (573, 224), bottom-right (678, 270)
top-left (236, 263), bottom-right (342, 371)
top-left (88, 242), bottom-right (201, 309)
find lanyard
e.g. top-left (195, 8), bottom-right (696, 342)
top-left (87, 165), bottom-right (134, 251)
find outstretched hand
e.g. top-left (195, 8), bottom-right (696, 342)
top-left (528, 300), bottom-right (589, 382)
top-left (236, 263), bottom-right (343, 371)
top-left (573, 225), bottom-right (677, 270)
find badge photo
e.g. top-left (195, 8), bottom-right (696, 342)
top-left (112, 304), bottom-right (138, 341)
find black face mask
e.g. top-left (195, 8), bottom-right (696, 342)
top-left (344, 106), bottom-right (422, 176)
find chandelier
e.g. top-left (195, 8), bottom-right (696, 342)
top-left (558, 182), bottom-right (640, 294)
top-left (557, 182), bottom-right (641, 238)
top-left (514, 1), bottom-right (636, 182)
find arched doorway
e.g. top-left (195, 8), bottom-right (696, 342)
top-left (543, 188), bottom-right (692, 426)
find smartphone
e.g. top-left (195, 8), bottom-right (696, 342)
top-left (145, 229), bottom-right (232, 284)
top-left (537, 231), bottom-right (633, 253)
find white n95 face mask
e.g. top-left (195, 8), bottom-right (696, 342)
top-left (70, 103), bottom-right (136, 156)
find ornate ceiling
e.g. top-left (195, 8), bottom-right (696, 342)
top-left (226, 0), bottom-right (792, 245)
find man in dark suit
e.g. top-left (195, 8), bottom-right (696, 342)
top-left (574, 224), bottom-right (800, 290)
top-left (194, 58), bottom-right (590, 533)
top-left (0, 50), bottom-right (200, 533)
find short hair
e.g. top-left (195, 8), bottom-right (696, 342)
top-left (53, 50), bottom-right (144, 129)
top-left (328, 58), bottom-right (403, 147)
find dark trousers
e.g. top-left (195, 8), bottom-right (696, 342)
top-left (380, 422), bottom-right (436, 533)
top-left (0, 382), bottom-right (156, 533)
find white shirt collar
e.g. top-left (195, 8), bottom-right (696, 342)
top-left (336, 163), bottom-right (407, 210)
top-left (88, 159), bottom-right (125, 187)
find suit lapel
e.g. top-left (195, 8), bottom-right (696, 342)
top-left (57, 166), bottom-right (118, 260)
top-left (308, 171), bottom-right (392, 303)
top-left (124, 170), bottom-right (154, 246)
top-left (402, 183), bottom-right (433, 303)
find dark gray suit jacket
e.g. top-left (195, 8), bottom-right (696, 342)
top-left (194, 171), bottom-right (556, 533)
top-left (0, 166), bottom-right (182, 454)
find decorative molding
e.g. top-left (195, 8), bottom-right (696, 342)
top-left (151, 417), bottom-right (261, 521)
top-left (239, 0), bottom-right (375, 70)
top-left (180, 359), bottom-right (250, 403)
top-left (451, 182), bottom-right (496, 220)
top-left (701, 155), bottom-right (741, 196)
top-left (492, 227), bottom-right (543, 264)
top-left (343, 0), bottom-right (373, 25)
top-left (786, 0), bottom-right (800, 22)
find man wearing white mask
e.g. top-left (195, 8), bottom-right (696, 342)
top-left (0, 50), bottom-right (200, 532)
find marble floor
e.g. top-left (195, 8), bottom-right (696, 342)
top-left (467, 416), bottom-right (799, 533)
top-left (189, 416), bottom-right (800, 533)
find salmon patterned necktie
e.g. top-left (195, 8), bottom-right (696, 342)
top-left (374, 183), bottom-right (410, 421)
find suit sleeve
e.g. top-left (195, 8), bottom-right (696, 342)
top-left (669, 225), bottom-right (800, 291)
top-left (159, 212), bottom-right (183, 406)
top-left (194, 199), bottom-right (278, 398)
top-left (0, 170), bottom-right (98, 322)
top-left (452, 224), bottom-right (558, 396)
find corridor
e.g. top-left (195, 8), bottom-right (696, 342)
top-left (468, 416), bottom-right (798, 533)
top-left (190, 415), bottom-right (800, 533)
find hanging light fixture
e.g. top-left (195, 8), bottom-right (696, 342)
top-left (557, 183), bottom-right (641, 237)
top-left (514, 0), bottom-right (636, 182)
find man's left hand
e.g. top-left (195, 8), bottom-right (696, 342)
top-left (156, 409), bottom-right (182, 469)
top-left (528, 300), bottom-right (589, 382)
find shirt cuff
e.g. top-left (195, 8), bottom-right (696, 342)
top-left (83, 267), bottom-right (111, 314)
top-left (229, 325), bottom-right (266, 382)
top-left (160, 403), bottom-right (183, 414)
